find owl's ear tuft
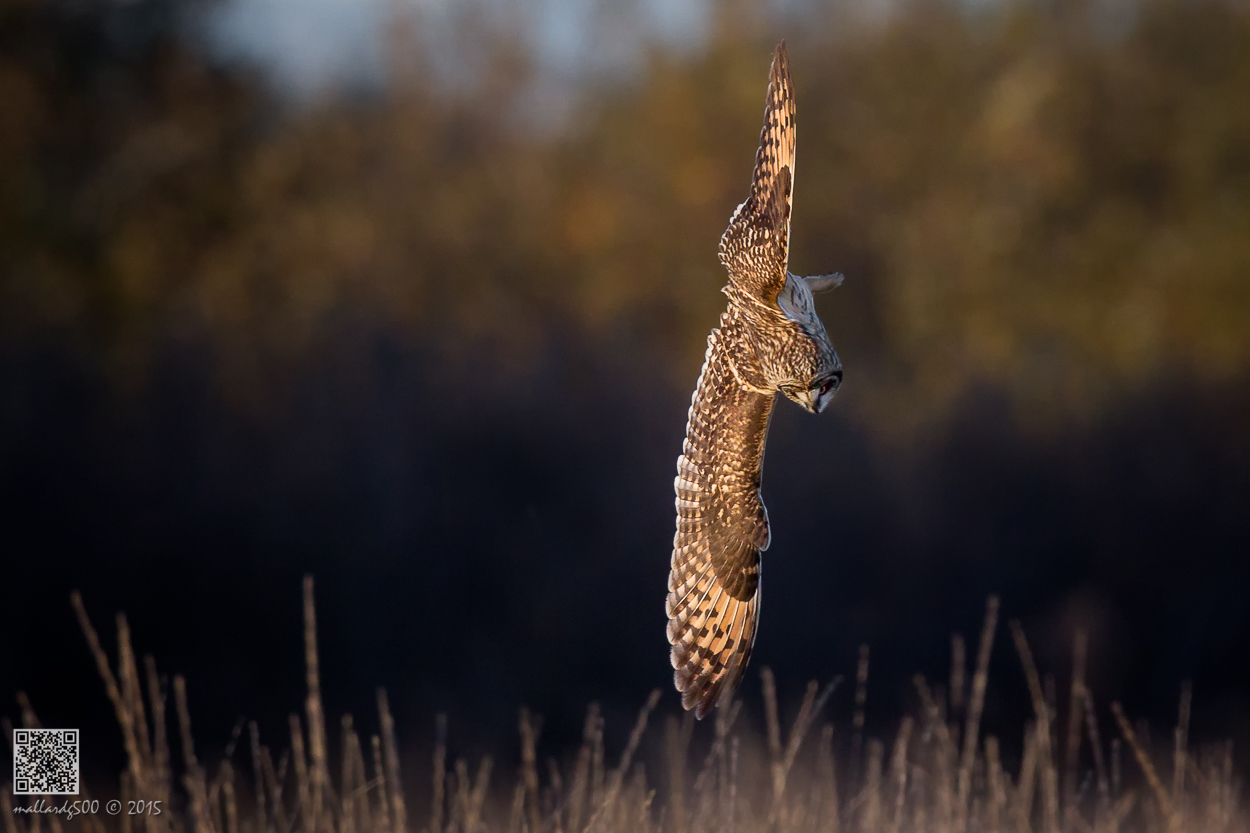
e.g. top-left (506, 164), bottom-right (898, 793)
top-left (803, 272), bottom-right (844, 293)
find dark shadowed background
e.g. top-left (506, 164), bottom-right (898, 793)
top-left (2, 0), bottom-right (1249, 794)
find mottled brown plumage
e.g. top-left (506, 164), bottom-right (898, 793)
top-left (666, 42), bottom-right (844, 718)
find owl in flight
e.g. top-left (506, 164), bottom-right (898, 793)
top-left (666, 42), bottom-right (843, 718)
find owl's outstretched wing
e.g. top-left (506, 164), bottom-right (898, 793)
top-left (718, 42), bottom-right (796, 305)
top-left (667, 326), bottom-right (775, 718)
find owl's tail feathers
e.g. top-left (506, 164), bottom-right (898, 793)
top-left (667, 577), bottom-right (760, 720)
top-left (802, 272), bottom-right (844, 293)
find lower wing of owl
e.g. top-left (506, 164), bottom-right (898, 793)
top-left (667, 326), bottom-right (775, 718)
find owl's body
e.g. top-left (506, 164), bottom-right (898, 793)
top-left (666, 43), bottom-right (843, 718)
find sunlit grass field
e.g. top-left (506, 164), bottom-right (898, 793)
top-left (3, 578), bottom-right (1242, 833)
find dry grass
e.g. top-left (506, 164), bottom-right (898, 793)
top-left (4, 582), bottom-right (1244, 833)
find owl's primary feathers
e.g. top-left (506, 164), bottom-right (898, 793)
top-left (666, 42), bottom-right (844, 718)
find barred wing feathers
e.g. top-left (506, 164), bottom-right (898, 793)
top-left (718, 42), bottom-right (796, 304)
top-left (667, 326), bottom-right (775, 718)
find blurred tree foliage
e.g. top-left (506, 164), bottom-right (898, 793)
top-left (2, 0), bottom-right (1248, 435)
top-left (4, 0), bottom-right (1250, 753)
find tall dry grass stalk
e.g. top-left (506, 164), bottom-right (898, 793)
top-left (6, 583), bottom-right (1244, 833)
top-left (1062, 634), bottom-right (1087, 833)
top-left (303, 577), bottom-right (330, 833)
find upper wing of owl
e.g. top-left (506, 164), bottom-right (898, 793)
top-left (718, 42), bottom-right (796, 305)
top-left (667, 328), bottom-right (775, 718)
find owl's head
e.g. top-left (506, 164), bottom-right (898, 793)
top-left (764, 271), bottom-right (844, 413)
top-left (779, 369), bottom-right (842, 414)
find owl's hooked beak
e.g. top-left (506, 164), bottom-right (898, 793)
top-left (796, 371), bottom-right (842, 414)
